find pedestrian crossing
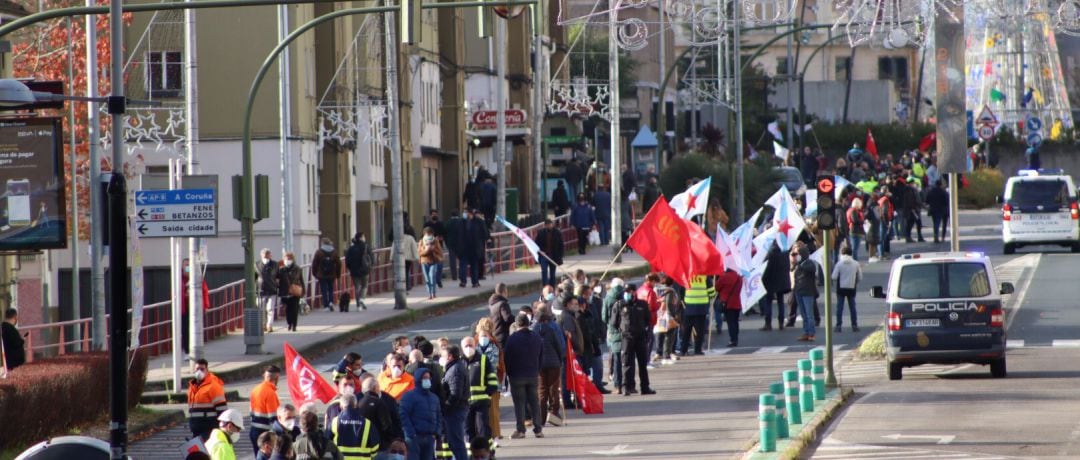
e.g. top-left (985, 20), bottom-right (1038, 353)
top-left (810, 438), bottom-right (1024, 459)
top-left (702, 343), bottom-right (859, 356)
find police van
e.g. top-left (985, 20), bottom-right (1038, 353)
top-left (871, 252), bottom-right (1014, 380)
top-left (998, 169), bottom-right (1080, 254)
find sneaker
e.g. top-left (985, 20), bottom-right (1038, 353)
top-left (868, 257), bottom-right (880, 263)
top-left (661, 359), bottom-right (674, 365)
top-left (511, 431), bottom-right (525, 439)
top-left (646, 364), bottom-right (657, 370)
top-left (669, 354), bottom-right (680, 361)
top-left (535, 432), bottom-right (545, 438)
top-left (727, 341), bottom-right (738, 347)
top-left (852, 325), bottom-right (860, 332)
top-left (459, 282), bottom-right (466, 288)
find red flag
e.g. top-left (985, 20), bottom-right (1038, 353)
top-left (918, 132), bottom-right (936, 152)
top-left (284, 342), bottom-right (337, 407)
top-left (627, 196), bottom-right (724, 288)
top-left (566, 339), bottom-right (603, 414)
top-left (866, 128), bottom-right (879, 161)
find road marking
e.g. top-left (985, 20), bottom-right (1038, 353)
top-left (814, 438), bottom-right (1020, 460)
top-left (1006, 340), bottom-right (1024, 349)
top-left (1053, 340), bottom-right (1080, 348)
top-left (704, 348), bottom-right (731, 355)
top-left (589, 444), bottom-right (642, 456)
top-left (1000, 253), bottom-right (1040, 330)
top-left (882, 434), bottom-right (956, 445)
top-left (753, 346), bottom-right (787, 354)
top-left (380, 325), bottom-right (470, 341)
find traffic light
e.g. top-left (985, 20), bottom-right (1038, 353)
top-left (400, 0), bottom-right (422, 44)
top-left (816, 175), bottom-right (836, 230)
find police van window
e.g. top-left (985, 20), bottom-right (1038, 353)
top-left (1011, 180), bottom-right (1066, 207)
top-left (946, 263), bottom-right (991, 298)
top-left (898, 264), bottom-right (940, 299)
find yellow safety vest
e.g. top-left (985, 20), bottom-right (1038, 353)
top-left (684, 275), bottom-right (714, 306)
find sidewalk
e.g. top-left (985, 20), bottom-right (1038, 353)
top-left (145, 250), bottom-right (649, 391)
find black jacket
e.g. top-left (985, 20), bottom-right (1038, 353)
top-left (612, 298), bottom-right (650, 341)
top-left (504, 328), bottom-right (543, 380)
top-left (793, 257), bottom-right (818, 297)
top-left (1, 322), bottom-right (24, 369)
top-left (551, 186), bottom-right (571, 216)
top-left (345, 240), bottom-right (373, 277)
top-left (762, 243), bottom-right (792, 294)
top-left (925, 186), bottom-right (949, 217)
top-left (577, 304), bottom-right (602, 357)
top-left (441, 359), bottom-right (470, 411)
top-left (488, 294), bottom-right (513, 347)
top-left (535, 227), bottom-right (564, 264)
top-left (256, 259), bottom-right (279, 296)
top-left (462, 217), bottom-right (490, 258)
top-left (359, 391), bottom-right (401, 448)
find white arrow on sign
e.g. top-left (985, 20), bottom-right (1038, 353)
top-left (881, 434), bottom-right (956, 445)
top-left (590, 444), bottom-right (643, 456)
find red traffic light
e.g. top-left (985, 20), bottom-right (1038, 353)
top-left (817, 176), bottom-right (835, 194)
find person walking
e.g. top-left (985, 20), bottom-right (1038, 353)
top-left (345, 232), bottom-right (374, 310)
top-left (400, 229), bottom-right (419, 293)
top-left (612, 284), bottom-right (655, 396)
top-left (832, 246), bottom-right (863, 332)
top-left (440, 345), bottom-right (470, 460)
top-left (419, 227), bottom-right (444, 300)
top-left (277, 251), bottom-right (304, 331)
top-left (207, 409), bottom-right (245, 460)
top-left (564, 157), bottom-right (583, 198)
top-left (876, 188), bottom-right (895, 259)
top-left (846, 198), bottom-right (866, 261)
top-left (189, 359), bottom-right (229, 441)
top-left (249, 365), bottom-right (282, 456)
top-left (445, 209), bottom-right (463, 283)
top-left (256, 249), bottom-right (280, 333)
top-left (592, 186), bottom-right (612, 245)
top-left (679, 275), bottom-right (713, 356)
top-left (535, 219), bottom-right (564, 288)
top-left (792, 245), bottom-right (818, 342)
top-left (1, 308), bottom-right (25, 370)
top-left (400, 367), bottom-right (441, 460)
top-left (570, 193), bottom-right (596, 255)
top-left (925, 179), bottom-right (949, 244)
top-left (424, 210), bottom-right (447, 289)
top-left (330, 393), bottom-right (381, 459)
top-left (535, 307), bottom-right (566, 426)
top-left (460, 210), bottom-right (487, 288)
top-left (715, 270), bottom-right (743, 347)
top-left (311, 238), bottom-right (341, 312)
top-left (551, 181), bottom-right (571, 217)
top-left (504, 313), bottom-right (543, 439)
top-left (602, 278), bottom-right (626, 392)
top-left (759, 242), bottom-right (790, 331)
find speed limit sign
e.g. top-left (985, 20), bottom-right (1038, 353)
top-left (977, 124), bottom-right (995, 141)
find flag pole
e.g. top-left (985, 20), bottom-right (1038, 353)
top-left (597, 240), bottom-right (631, 283)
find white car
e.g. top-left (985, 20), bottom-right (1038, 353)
top-left (999, 169), bottom-right (1080, 254)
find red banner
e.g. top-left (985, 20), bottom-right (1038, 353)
top-left (566, 339), bottom-right (604, 414)
top-left (627, 196), bottom-right (724, 288)
top-left (284, 342), bottom-right (337, 408)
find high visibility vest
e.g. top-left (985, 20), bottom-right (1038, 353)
top-left (205, 428), bottom-right (236, 460)
top-left (684, 275), bottom-right (714, 307)
top-left (468, 355), bottom-right (499, 404)
top-left (188, 373), bottom-right (227, 421)
top-left (436, 441), bottom-right (453, 459)
top-left (249, 380), bottom-right (279, 431)
top-left (332, 412), bottom-right (378, 459)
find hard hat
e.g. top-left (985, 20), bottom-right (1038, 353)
top-left (218, 409), bottom-right (244, 430)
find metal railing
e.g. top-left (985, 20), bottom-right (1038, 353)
top-left (18, 213), bottom-right (579, 362)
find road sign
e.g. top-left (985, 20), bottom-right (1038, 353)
top-left (1026, 132), bottom-right (1044, 148)
top-left (1027, 116), bottom-right (1043, 132)
top-left (976, 105), bottom-right (998, 125)
top-left (977, 124), bottom-right (996, 141)
top-left (133, 188), bottom-right (217, 238)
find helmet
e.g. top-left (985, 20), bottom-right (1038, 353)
top-left (218, 409), bottom-right (244, 430)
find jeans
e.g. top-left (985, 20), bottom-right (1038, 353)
top-left (596, 217), bottom-right (611, 245)
top-left (679, 313), bottom-right (707, 354)
top-left (576, 228), bottom-right (589, 255)
top-left (711, 300), bottom-right (724, 332)
top-left (350, 274), bottom-right (368, 307)
top-left (458, 256), bottom-right (479, 286)
top-left (759, 291), bottom-right (785, 326)
top-left (932, 214), bottom-right (948, 240)
top-left (724, 309), bottom-right (741, 345)
top-left (443, 407), bottom-right (468, 460)
top-left (620, 336), bottom-right (650, 391)
top-left (589, 354), bottom-right (605, 389)
top-left (836, 288), bottom-right (858, 327)
top-left (539, 257), bottom-right (557, 288)
top-left (878, 220), bottom-right (893, 256)
top-left (510, 377), bottom-right (542, 434)
top-left (797, 295), bottom-right (817, 336)
top-left (466, 402), bottom-right (491, 441)
top-left (258, 295), bottom-right (278, 329)
top-left (422, 263), bottom-right (439, 297)
top-left (848, 235), bottom-right (864, 261)
top-left (318, 279), bottom-right (335, 309)
top-left (406, 434), bottom-right (435, 460)
top-left (538, 367), bottom-right (562, 421)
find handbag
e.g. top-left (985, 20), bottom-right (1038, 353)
top-left (289, 283), bottom-right (303, 297)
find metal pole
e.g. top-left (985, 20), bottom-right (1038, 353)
top-left (785, 0), bottom-right (794, 150)
top-left (609, 1), bottom-right (622, 259)
top-left (949, 173), bottom-right (959, 251)
top-left (279, 4), bottom-right (294, 253)
top-left (495, 17), bottom-right (507, 224)
top-left (658, 0), bottom-right (665, 155)
top-left (66, 17), bottom-right (80, 347)
top-left (384, 5), bottom-right (408, 309)
top-left (531, 9), bottom-right (543, 215)
top-left (733, 1), bottom-right (745, 224)
top-left (169, 159), bottom-right (181, 390)
top-left (185, 0), bottom-right (204, 364)
top-left (86, 0), bottom-right (106, 351)
top-left (107, 0), bottom-right (129, 452)
top-left (823, 230), bottom-right (836, 387)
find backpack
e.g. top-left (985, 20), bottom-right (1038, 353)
top-left (319, 251), bottom-right (336, 277)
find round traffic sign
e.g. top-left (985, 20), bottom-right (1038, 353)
top-left (977, 124), bottom-right (995, 141)
top-left (817, 177), bottom-right (834, 194)
top-left (1027, 116), bottom-right (1043, 132)
top-left (1027, 132), bottom-right (1044, 148)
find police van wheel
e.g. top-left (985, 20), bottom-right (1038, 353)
top-left (1003, 243), bottom-right (1016, 255)
top-left (1071, 243), bottom-right (1080, 254)
top-left (990, 358), bottom-right (1007, 378)
top-left (887, 361), bottom-right (902, 381)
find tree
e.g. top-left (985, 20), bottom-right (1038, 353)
top-left (10, 0), bottom-right (133, 241)
top-left (567, 22), bottom-right (639, 98)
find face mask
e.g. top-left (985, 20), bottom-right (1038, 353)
top-left (424, 236), bottom-right (434, 243)
top-left (421, 379), bottom-right (432, 390)
top-left (283, 419), bottom-right (296, 431)
top-left (439, 356), bottom-right (448, 368)
top-left (392, 366), bottom-right (403, 378)
top-left (545, 293), bottom-right (555, 302)
top-left (343, 385), bottom-right (355, 395)
top-left (593, 286), bottom-right (602, 294)
top-left (353, 369), bottom-right (364, 377)
top-left (228, 430), bottom-right (240, 443)
top-left (402, 345), bottom-right (413, 355)
top-left (463, 346), bottom-right (476, 358)
top-left (623, 293), bottom-right (633, 302)
top-left (479, 336), bottom-right (490, 347)
top-left (284, 259), bottom-right (294, 267)
top-left (194, 370), bottom-right (207, 381)
top-left (184, 266), bottom-right (191, 274)
top-left (261, 257), bottom-right (270, 264)
top-left (389, 455), bottom-right (406, 460)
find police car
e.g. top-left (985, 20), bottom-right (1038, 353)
top-left (998, 169), bottom-right (1080, 255)
top-left (870, 252), bottom-right (1014, 380)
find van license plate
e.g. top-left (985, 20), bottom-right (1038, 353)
top-left (905, 319), bottom-right (940, 327)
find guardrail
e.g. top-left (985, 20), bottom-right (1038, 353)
top-left (18, 213), bottom-right (581, 362)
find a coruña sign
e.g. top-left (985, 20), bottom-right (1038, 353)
top-left (470, 109), bottom-right (527, 130)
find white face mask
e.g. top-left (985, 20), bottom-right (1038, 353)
top-left (392, 366), bottom-right (403, 378)
top-left (283, 419), bottom-right (296, 431)
top-left (284, 259), bottom-right (294, 266)
top-left (478, 336), bottom-right (490, 347)
top-left (343, 385), bottom-right (355, 395)
top-left (194, 370), bottom-right (207, 381)
top-left (463, 346), bottom-right (476, 358)
top-left (261, 257), bottom-right (270, 264)
top-left (402, 345), bottom-right (413, 355)
top-left (439, 356), bottom-right (448, 368)
top-left (353, 369), bottom-right (364, 377)
top-left (228, 430), bottom-right (240, 443)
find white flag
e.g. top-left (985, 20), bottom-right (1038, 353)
top-left (802, 123), bottom-right (813, 133)
top-left (809, 246), bottom-right (826, 270)
top-left (497, 216), bottom-right (543, 263)
top-left (741, 262), bottom-right (769, 312)
top-left (767, 121), bottom-right (784, 141)
top-left (805, 189), bottom-right (818, 217)
top-left (669, 177), bottom-right (712, 219)
top-left (773, 141), bottom-right (789, 161)
top-left (834, 175), bottom-right (852, 200)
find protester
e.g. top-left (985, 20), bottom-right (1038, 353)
top-left (535, 306), bottom-right (566, 426)
top-left (635, 274), bottom-right (661, 364)
top-left (358, 376), bottom-right (403, 456)
top-left (271, 404), bottom-right (300, 441)
top-left (792, 245), bottom-right (818, 342)
top-left (277, 251), bottom-right (304, 331)
top-left (207, 409), bottom-right (244, 460)
top-left (399, 367), bottom-right (440, 460)
top-left (441, 344), bottom-right (470, 460)
top-left (189, 359), bottom-right (229, 441)
top-left (330, 393), bottom-right (381, 459)
top-left (475, 319), bottom-right (504, 440)
top-left (656, 275), bottom-right (682, 363)
top-left (612, 283), bottom-right (655, 396)
top-left (714, 270), bottom-right (743, 347)
top-left (846, 198), bottom-right (866, 261)
top-left (249, 365), bottom-right (282, 455)
top-left (602, 278), bottom-right (626, 392)
top-left (311, 237), bottom-right (342, 312)
top-left (759, 242), bottom-right (790, 331)
top-left (535, 219), bottom-right (564, 288)
top-left (418, 227), bottom-right (444, 300)
top-left (925, 179), bottom-right (950, 244)
top-left (294, 411), bottom-right (342, 460)
top-left (504, 313), bottom-right (543, 439)
top-left (255, 431), bottom-right (276, 460)
top-left (345, 232), bottom-right (374, 310)
top-left (679, 275), bottom-right (713, 356)
top-left (832, 246), bottom-right (863, 332)
top-left (378, 354), bottom-right (416, 401)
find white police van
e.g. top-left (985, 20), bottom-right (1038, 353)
top-left (999, 169), bottom-right (1079, 254)
top-left (871, 252), bottom-right (1014, 380)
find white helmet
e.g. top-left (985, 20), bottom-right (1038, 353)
top-left (218, 409), bottom-right (244, 430)
top-left (610, 277), bottom-right (625, 288)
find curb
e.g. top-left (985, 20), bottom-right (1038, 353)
top-left (128, 408), bottom-right (187, 444)
top-left (140, 389), bottom-right (243, 406)
top-left (144, 261), bottom-right (651, 392)
top-left (742, 386), bottom-right (855, 460)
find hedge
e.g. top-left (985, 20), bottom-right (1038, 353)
top-left (959, 168), bottom-right (1005, 209)
top-left (659, 153), bottom-right (781, 218)
top-left (0, 350), bottom-right (148, 450)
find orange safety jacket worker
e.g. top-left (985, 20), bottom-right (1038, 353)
top-left (188, 372), bottom-right (227, 439)
top-left (249, 379), bottom-right (280, 432)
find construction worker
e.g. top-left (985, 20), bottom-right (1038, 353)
top-left (462, 336), bottom-right (498, 450)
top-left (331, 393), bottom-right (381, 459)
top-left (188, 359), bottom-right (228, 441)
top-left (248, 365), bottom-right (281, 455)
top-left (206, 408), bottom-right (244, 460)
top-left (679, 275), bottom-right (714, 356)
top-left (333, 352), bottom-right (369, 395)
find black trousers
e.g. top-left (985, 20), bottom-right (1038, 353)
top-left (621, 336), bottom-right (650, 391)
top-left (679, 314), bottom-right (707, 355)
top-left (466, 401), bottom-right (491, 441)
top-left (510, 378), bottom-right (542, 434)
top-left (724, 309), bottom-right (741, 345)
top-left (576, 228), bottom-right (589, 255)
top-left (283, 296), bottom-right (300, 330)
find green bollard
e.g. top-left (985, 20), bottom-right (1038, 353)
top-left (798, 359), bottom-right (815, 413)
top-left (759, 393), bottom-right (776, 452)
top-left (769, 381), bottom-right (789, 439)
top-left (783, 370), bottom-right (802, 425)
top-left (810, 348), bottom-right (826, 401)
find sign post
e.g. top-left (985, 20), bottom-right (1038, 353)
top-left (133, 189), bottom-right (218, 238)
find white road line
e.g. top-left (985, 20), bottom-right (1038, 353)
top-left (704, 348), bottom-right (731, 355)
top-left (1053, 340), bottom-right (1080, 348)
top-left (1006, 339), bottom-right (1024, 349)
top-left (753, 346), bottom-right (787, 354)
top-left (1001, 253), bottom-right (1040, 330)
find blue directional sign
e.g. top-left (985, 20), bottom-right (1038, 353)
top-left (1027, 116), bottom-right (1043, 132)
top-left (1026, 132), bottom-right (1044, 149)
top-left (134, 188), bottom-right (217, 238)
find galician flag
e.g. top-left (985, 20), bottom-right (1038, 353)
top-left (740, 262), bottom-right (769, 313)
top-left (834, 175), bottom-right (852, 200)
top-left (765, 187), bottom-right (806, 252)
top-left (669, 177), bottom-right (711, 219)
top-left (497, 216), bottom-right (542, 263)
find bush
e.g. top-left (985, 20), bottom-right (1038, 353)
top-left (0, 350), bottom-right (148, 450)
top-left (659, 153), bottom-right (781, 220)
top-left (959, 168), bottom-right (1005, 209)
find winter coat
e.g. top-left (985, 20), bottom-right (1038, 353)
top-left (831, 255), bottom-right (863, 290)
top-left (277, 263), bottom-right (304, 298)
top-left (762, 244), bottom-right (792, 294)
top-left (345, 239), bottom-right (373, 277)
top-left (792, 252), bottom-right (818, 297)
top-left (570, 202), bottom-right (596, 230)
top-left (358, 390), bottom-right (402, 446)
top-left (592, 189), bottom-right (612, 221)
top-left (925, 186), bottom-right (949, 218)
top-left (444, 216), bottom-right (464, 254)
top-left (256, 258), bottom-right (280, 296)
top-left (535, 227), bottom-right (565, 265)
top-left (504, 327), bottom-right (543, 380)
top-left (715, 271), bottom-right (743, 311)
top-left (293, 431), bottom-right (343, 460)
top-left (551, 186), bottom-right (571, 216)
top-left (577, 305), bottom-right (602, 357)
top-left (537, 320), bottom-right (566, 369)
top-left (400, 234), bottom-right (419, 262)
top-left (311, 246), bottom-right (341, 281)
top-left (399, 368), bottom-right (442, 438)
top-left (557, 309), bottom-right (584, 357)
top-left (418, 237), bottom-right (444, 265)
top-left (602, 285), bottom-right (625, 352)
top-left (441, 358), bottom-right (470, 411)
top-left (612, 298), bottom-right (650, 341)
top-left (636, 282), bottom-right (660, 327)
top-left (463, 217), bottom-right (490, 259)
top-left (488, 294), bottom-right (513, 347)
top-left (847, 207), bottom-right (866, 236)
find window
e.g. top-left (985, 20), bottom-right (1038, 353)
top-left (146, 51), bottom-right (183, 97)
top-left (946, 263), bottom-right (990, 298)
top-left (898, 263), bottom-right (991, 299)
top-left (1009, 180), bottom-right (1069, 208)
top-left (835, 56), bottom-right (851, 81)
top-left (776, 57), bottom-right (790, 76)
top-left (878, 56), bottom-right (909, 87)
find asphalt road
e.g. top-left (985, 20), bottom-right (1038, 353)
top-left (810, 210), bottom-right (1080, 459)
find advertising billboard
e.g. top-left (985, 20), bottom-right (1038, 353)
top-left (0, 117), bottom-right (66, 251)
